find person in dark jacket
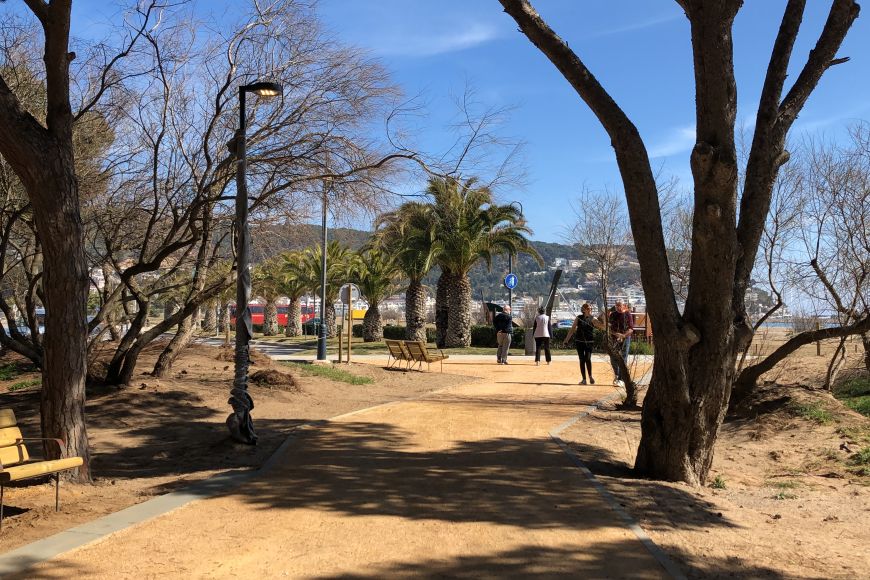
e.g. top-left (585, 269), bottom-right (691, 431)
top-left (564, 303), bottom-right (598, 384)
top-left (493, 305), bottom-right (512, 364)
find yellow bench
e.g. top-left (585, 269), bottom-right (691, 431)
top-left (384, 339), bottom-right (413, 369)
top-left (0, 408), bottom-right (83, 529)
top-left (404, 340), bottom-right (449, 373)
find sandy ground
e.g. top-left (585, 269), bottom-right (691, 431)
top-left (10, 358), bottom-right (670, 579)
top-left (561, 355), bottom-right (870, 580)
top-left (0, 342), bottom-right (473, 553)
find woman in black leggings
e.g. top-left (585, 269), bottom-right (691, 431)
top-left (564, 303), bottom-right (597, 385)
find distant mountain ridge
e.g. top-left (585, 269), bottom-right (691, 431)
top-left (252, 222), bottom-right (642, 300)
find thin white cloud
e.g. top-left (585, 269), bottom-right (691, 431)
top-left (589, 13), bottom-right (682, 39)
top-left (372, 23), bottom-right (500, 58)
top-left (649, 124), bottom-right (696, 158)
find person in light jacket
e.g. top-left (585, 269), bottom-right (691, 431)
top-left (532, 307), bottom-right (551, 366)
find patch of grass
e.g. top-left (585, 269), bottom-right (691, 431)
top-left (710, 475), bottom-right (726, 489)
top-left (850, 446), bottom-right (870, 466)
top-left (790, 401), bottom-right (834, 425)
top-left (282, 362), bottom-right (373, 385)
top-left (836, 425), bottom-right (870, 443)
top-left (7, 378), bottom-right (40, 392)
top-left (772, 491), bottom-right (798, 500)
top-left (835, 377), bottom-right (870, 418)
top-left (0, 363), bottom-right (20, 381)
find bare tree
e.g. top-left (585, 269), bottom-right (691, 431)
top-left (500, 0), bottom-right (859, 485)
top-left (567, 188), bottom-right (638, 405)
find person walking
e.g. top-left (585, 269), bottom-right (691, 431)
top-left (564, 303), bottom-right (597, 384)
top-left (608, 301), bottom-right (634, 386)
top-left (532, 307), bottom-right (551, 366)
top-left (493, 305), bottom-right (513, 364)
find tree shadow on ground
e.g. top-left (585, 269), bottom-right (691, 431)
top-left (312, 542), bottom-right (790, 580)
top-left (205, 420), bottom-right (744, 536)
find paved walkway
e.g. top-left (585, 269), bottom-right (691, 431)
top-left (12, 358), bottom-right (669, 579)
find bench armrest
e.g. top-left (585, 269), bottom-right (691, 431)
top-left (16, 437), bottom-right (66, 450)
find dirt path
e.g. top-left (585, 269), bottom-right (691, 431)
top-left (18, 359), bottom-right (668, 579)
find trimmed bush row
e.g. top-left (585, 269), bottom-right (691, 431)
top-left (349, 323), bottom-right (654, 354)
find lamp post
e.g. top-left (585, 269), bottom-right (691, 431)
top-left (227, 80), bottom-right (282, 445)
top-left (317, 168), bottom-right (330, 361)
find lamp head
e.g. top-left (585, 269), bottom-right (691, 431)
top-left (242, 81), bottom-right (283, 98)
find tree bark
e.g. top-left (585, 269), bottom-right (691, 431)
top-left (285, 297), bottom-right (302, 337)
top-left (325, 303), bottom-right (336, 338)
top-left (435, 271), bottom-right (450, 347)
top-left (151, 314), bottom-right (196, 377)
top-left (863, 332), bottom-right (870, 373)
top-left (445, 272), bottom-right (472, 348)
top-left (362, 303), bottom-right (383, 342)
top-left (202, 299), bottom-right (218, 335)
top-left (405, 280), bottom-right (427, 342)
top-left (263, 299), bottom-right (278, 336)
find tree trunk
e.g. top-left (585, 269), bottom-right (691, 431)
top-left (151, 314), bottom-right (196, 378)
top-left (263, 299), bottom-right (279, 336)
top-left (285, 298), bottom-right (302, 337)
top-left (222, 300), bottom-right (231, 345)
top-left (325, 302), bottom-right (336, 338)
top-left (202, 299), bottom-right (218, 335)
top-left (362, 303), bottom-right (383, 342)
top-left (435, 271), bottom-right (450, 348)
top-left (863, 332), bottom-right (870, 373)
top-left (35, 167), bottom-right (91, 481)
top-left (405, 280), bottom-right (427, 342)
top-left (445, 272), bottom-right (472, 348)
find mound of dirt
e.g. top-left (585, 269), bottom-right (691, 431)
top-left (214, 346), bottom-right (273, 366)
top-left (249, 369), bottom-right (298, 391)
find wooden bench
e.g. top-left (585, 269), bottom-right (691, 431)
top-left (405, 340), bottom-right (449, 372)
top-left (0, 408), bottom-right (83, 529)
top-left (385, 339), bottom-right (413, 370)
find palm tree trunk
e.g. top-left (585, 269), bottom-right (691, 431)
top-left (325, 302), bottom-right (337, 338)
top-left (363, 303), bottom-right (383, 342)
top-left (445, 272), bottom-right (472, 348)
top-left (263, 299), bottom-right (279, 336)
top-left (436, 270), bottom-right (450, 347)
top-left (285, 298), bottom-right (302, 337)
top-left (405, 280), bottom-right (427, 342)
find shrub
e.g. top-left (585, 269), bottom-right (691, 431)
top-left (381, 325), bottom-right (437, 343)
top-left (710, 475), bottom-right (726, 489)
top-left (352, 324), bottom-right (364, 338)
top-left (790, 402), bottom-right (834, 424)
top-left (470, 325), bottom-right (498, 347)
top-left (630, 340), bottom-right (655, 355)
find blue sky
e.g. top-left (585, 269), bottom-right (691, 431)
top-left (316, 0), bottom-right (870, 241)
top-left (8, 1), bottom-right (870, 242)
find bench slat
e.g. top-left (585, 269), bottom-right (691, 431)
top-left (0, 442), bottom-right (29, 466)
top-left (0, 426), bottom-right (23, 448)
top-left (0, 409), bottom-right (16, 429)
top-left (0, 456), bottom-right (83, 483)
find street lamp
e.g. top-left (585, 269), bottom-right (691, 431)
top-left (317, 170), bottom-right (329, 361)
top-left (227, 80), bottom-right (283, 445)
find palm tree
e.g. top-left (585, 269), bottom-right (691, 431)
top-left (427, 176), bottom-right (540, 347)
top-left (353, 246), bottom-right (401, 342)
top-left (278, 250), bottom-right (309, 337)
top-left (373, 202), bottom-right (439, 342)
top-left (253, 259), bottom-right (285, 336)
top-left (299, 241), bottom-right (354, 338)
